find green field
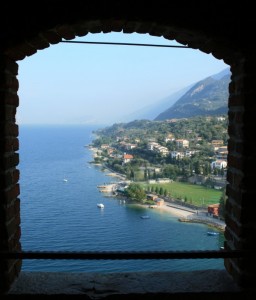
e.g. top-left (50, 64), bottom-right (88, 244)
top-left (141, 181), bottom-right (223, 207)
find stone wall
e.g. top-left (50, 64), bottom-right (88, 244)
top-left (1, 2), bottom-right (256, 294)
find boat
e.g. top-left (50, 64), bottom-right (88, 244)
top-left (97, 203), bottom-right (104, 208)
top-left (63, 179), bottom-right (68, 182)
top-left (140, 215), bottom-right (150, 219)
top-left (207, 231), bottom-right (219, 236)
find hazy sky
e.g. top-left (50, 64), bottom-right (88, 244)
top-left (17, 32), bottom-right (228, 125)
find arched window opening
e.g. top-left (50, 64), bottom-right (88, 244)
top-left (16, 32), bottom-right (229, 273)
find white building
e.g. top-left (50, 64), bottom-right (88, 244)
top-left (211, 160), bottom-right (227, 170)
top-left (147, 142), bottom-right (159, 151)
top-left (170, 151), bottom-right (185, 159)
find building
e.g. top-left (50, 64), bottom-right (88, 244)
top-left (176, 139), bottom-right (189, 148)
top-left (147, 142), bottom-right (159, 151)
top-left (211, 160), bottom-right (227, 170)
top-left (155, 198), bottom-right (165, 206)
top-left (216, 146), bottom-right (228, 160)
top-left (170, 151), bottom-right (185, 159)
top-left (208, 204), bottom-right (220, 217)
top-left (123, 153), bottom-right (134, 164)
top-left (216, 116), bottom-right (226, 121)
top-left (124, 143), bottom-right (137, 150)
top-left (147, 194), bottom-right (158, 201)
top-left (185, 150), bottom-right (198, 157)
top-left (165, 133), bottom-right (175, 143)
top-left (211, 140), bottom-right (224, 148)
top-left (156, 178), bottom-right (172, 183)
top-left (155, 146), bottom-right (169, 156)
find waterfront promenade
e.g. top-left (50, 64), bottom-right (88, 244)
top-left (157, 203), bottom-right (225, 231)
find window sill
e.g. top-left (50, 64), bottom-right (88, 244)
top-left (7, 269), bottom-right (254, 298)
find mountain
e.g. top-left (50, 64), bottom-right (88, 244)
top-left (154, 68), bottom-right (231, 121)
top-left (122, 85), bottom-right (192, 122)
top-left (211, 67), bottom-right (230, 80)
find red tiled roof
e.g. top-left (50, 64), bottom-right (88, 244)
top-left (124, 154), bottom-right (133, 159)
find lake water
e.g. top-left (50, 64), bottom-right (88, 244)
top-left (18, 125), bottom-right (225, 272)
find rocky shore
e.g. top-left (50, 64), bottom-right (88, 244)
top-left (178, 213), bottom-right (225, 231)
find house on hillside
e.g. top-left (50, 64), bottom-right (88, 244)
top-left (147, 142), bottom-right (159, 151)
top-left (211, 140), bottom-right (224, 150)
top-left (176, 139), bottom-right (189, 148)
top-left (165, 133), bottom-right (175, 143)
top-left (123, 153), bottom-right (134, 164)
top-left (170, 151), bottom-right (185, 159)
top-left (155, 146), bottom-right (169, 156)
top-left (124, 143), bottom-right (137, 150)
top-left (216, 146), bottom-right (228, 160)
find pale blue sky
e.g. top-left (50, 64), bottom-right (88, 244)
top-left (17, 32), bottom-right (228, 125)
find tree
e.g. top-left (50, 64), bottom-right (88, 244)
top-left (125, 183), bottom-right (146, 203)
top-left (159, 187), bottom-right (164, 195)
top-left (203, 162), bottom-right (211, 176)
top-left (220, 166), bottom-right (225, 177)
top-left (129, 169), bottom-right (135, 180)
top-left (144, 169), bottom-right (148, 180)
top-left (219, 188), bottom-right (227, 219)
top-left (194, 161), bottom-right (202, 175)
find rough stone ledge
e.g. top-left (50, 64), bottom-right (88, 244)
top-left (5, 269), bottom-right (256, 298)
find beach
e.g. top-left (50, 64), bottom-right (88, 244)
top-left (133, 202), bottom-right (226, 231)
top-left (96, 179), bottom-right (226, 231)
top-left (157, 203), bottom-right (226, 231)
top-left (157, 204), bottom-right (194, 218)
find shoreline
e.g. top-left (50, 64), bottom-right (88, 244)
top-left (138, 203), bottom-right (226, 231)
top-left (98, 184), bottom-right (226, 232)
top-left (115, 198), bottom-right (226, 232)
top-left (103, 184), bottom-right (226, 232)
top-left (89, 146), bottom-right (225, 232)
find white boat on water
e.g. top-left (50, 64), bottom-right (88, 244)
top-left (140, 215), bottom-right (150, 219)
top-left (63, 179), bottom-right (68, 182)
top-left (207, 231), bottom-right (219, 236)
top-left (97, 203), bottom-right (104, 208)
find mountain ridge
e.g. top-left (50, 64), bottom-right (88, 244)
top-left (154, 67), bottom-right (231, 121)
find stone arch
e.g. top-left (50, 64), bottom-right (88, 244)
top-left (4, 19), bottom-right (240, 64)
top-left (1, 14), bottom-right (255, 294)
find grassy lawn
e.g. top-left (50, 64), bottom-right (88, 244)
top-left (141, 181), bottom-right (223, 207)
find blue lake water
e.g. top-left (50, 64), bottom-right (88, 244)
top-left (18, 125), bottom-right (225, 272)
